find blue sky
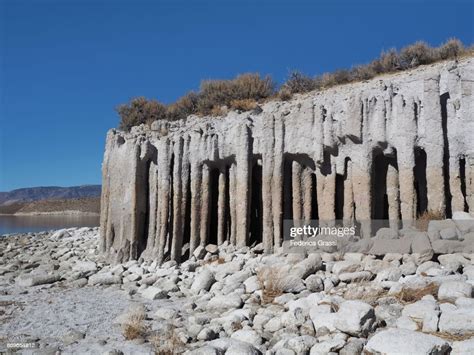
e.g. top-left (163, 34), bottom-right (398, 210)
top-left (0, 0), bottom-right (473, 191)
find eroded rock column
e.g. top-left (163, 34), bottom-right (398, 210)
top-left (217, 167), bottom-right (227, 245)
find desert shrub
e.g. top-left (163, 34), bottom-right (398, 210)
top-left (378, 48), bottom-right (401, 72)
top-left (399, 41), bottom-right (436, 69)
top-left (281, 71), bottom-right (319, 94)
top-left (197, 73), bottom-right (274, 114)
top-left (117, 39), bottom-right (471, 129)
top-left (166, 92), bottom-right (199, 121)
top-left (117, 97), bottom-right (167, 131)
top-left (350, 64), bottom-right (376, 81)
top-left (278, 87), bottom-right (293, 101)
top-left (437, 38), bottom-right (464, 60)
top-left (230, 98), bottom-right (258, 111)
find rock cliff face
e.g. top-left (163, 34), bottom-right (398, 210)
top-left (100, 58), bottom-right (474, 264)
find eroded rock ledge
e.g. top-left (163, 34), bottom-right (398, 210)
top-left (100, 57), bottom-right (474, 264)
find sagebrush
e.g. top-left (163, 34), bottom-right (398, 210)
top-left (118, 38), bottom-right (473, 130)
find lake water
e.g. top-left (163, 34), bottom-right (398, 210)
top-left (0, 215), bottom-right (100, 235)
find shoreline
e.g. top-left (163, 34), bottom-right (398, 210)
top-left (0, 210), bottom-right (100, 217)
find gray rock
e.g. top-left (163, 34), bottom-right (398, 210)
top-left (305, 275), bottom-right (323, 292)
top-left (440, 227), bottom-right (458, 240)
top-left (339, 271), bottom-right (372, 283)
top-left (310, 338), bottom-right (345, 354)
top-left (140, 286), bottom-right (168, 300)
top-left (193, 245), bottom-right (207, 259)
top-left (334, 300), bottom-right (375, 336)
top-left (207, 292), bottom-right (243, 310)
top-left (197, 327), bottom-right (218, 341)
top-left (243, 275), bottom-right (261, 293)
top-left (230, 329), bottom-right (262, 345)
top-left (191, 269), bottom-right (216, 292)
top-left (205, 244), bottom-right (219, 254)
top-left (401, 299), bottom-right (439, 332)
top-left (16, 273), bottom-right (61, 287)
top-left (208, 338), bottom-right (260, 355)
top-left (72, 260), bottom-right (97, 274)
top-left (451, 338), bottom-right (474, 355)
top-left (154, 308), bottom-right (177, 320)
top-left (332, 260), bottom-right (362, 275)
top-left (88, 272), bottom-right (121, 286)
top-left (438, 281), bottom-right (472, 302)
top-left (339, 339), bottom-right (366, 355)
top-left (187, 346), bottom-right (222, 355)
top-left (290, 254), bottom-right (322, 279)
top-left (365, 328), bottom-right (450, 355)
top-left (439, 308), bottom-right (474, 334)
top-left (62, 329), bottom-right (85, 345)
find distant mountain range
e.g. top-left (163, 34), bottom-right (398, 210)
top-left (0, 185), bottom-right (101, 206)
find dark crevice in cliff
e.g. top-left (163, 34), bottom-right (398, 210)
top-left (335, 173), bottom-right (344, 220)
top-left (208, 167), bottom-right (220, 245)
top-left (311, 173), bottom-right (319, 220)
top-left (182, 165), bottom-right (192, 258)
top-left (460, 157), bottom-right (468, 212)
top-left (283, 158), bottom-right (293, 221)
top-left (371, 148), bottom-right (389, 222)
top-left (441, 92), bottom-right (452, 218)
top-left (249, 158), bottom-right (263, 246)
top-left (414, 147), bottom-right (428, 217)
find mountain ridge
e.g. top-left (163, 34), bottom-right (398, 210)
top-left (0, 185), bottom-right (101, 206)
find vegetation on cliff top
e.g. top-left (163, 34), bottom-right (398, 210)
top-left (117, 38), bottom-right (473, 131)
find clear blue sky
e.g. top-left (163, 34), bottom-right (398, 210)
top-left (0, 0), bottom-right (472, 191)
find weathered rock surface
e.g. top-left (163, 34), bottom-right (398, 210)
top-left (100, 57), bottom-right (474, 264)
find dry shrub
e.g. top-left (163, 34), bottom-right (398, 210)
top-left (197, 73), bottom-right (274, 114)
top-left (122, 307), bottom-right (147, 340)
top-left (415, 210), bottom-right (445, 231)
top-left (378, 48), bottom-right (401, 72)
top-left (394, 282), bottom-right (439, 304)
top-left (150, 327), bottom-right (185, 355)
top-left (399, 41), bottom-right (436, 69)
top-left (230, 98), bottom-right (258, 111)
top-left (257, 266), bottom-right (288, 304)
top-left (281, 71), bottom-right (319, 94)
top-left (117, 39), bottom-right (472, 130)
top-left (210, 105), bottom-right (227, 117)
top-left (350, 65), bottom-right (376, 81)
top-left (117, 97), bottom-right (167, 131)
top-left (166, 92), bottom-right (199, 121)
top-left (278, 88), bottom-right (293, 101)
top-left (438, 38), bottom-right (464, 60)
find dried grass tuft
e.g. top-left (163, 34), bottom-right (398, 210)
top-left (149, 326), bottom-right (185, 355)
top-left (416, 210), bottom-right (445, 231)
top-left (393, 282), bottom-right (439, 304)
top-left (257, 267), bottom-right (287, 304)
top-left (122, 307), bottom-right (147, 340)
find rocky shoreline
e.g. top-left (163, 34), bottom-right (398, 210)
top-left (1, 223), bottom-right (474, 354)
